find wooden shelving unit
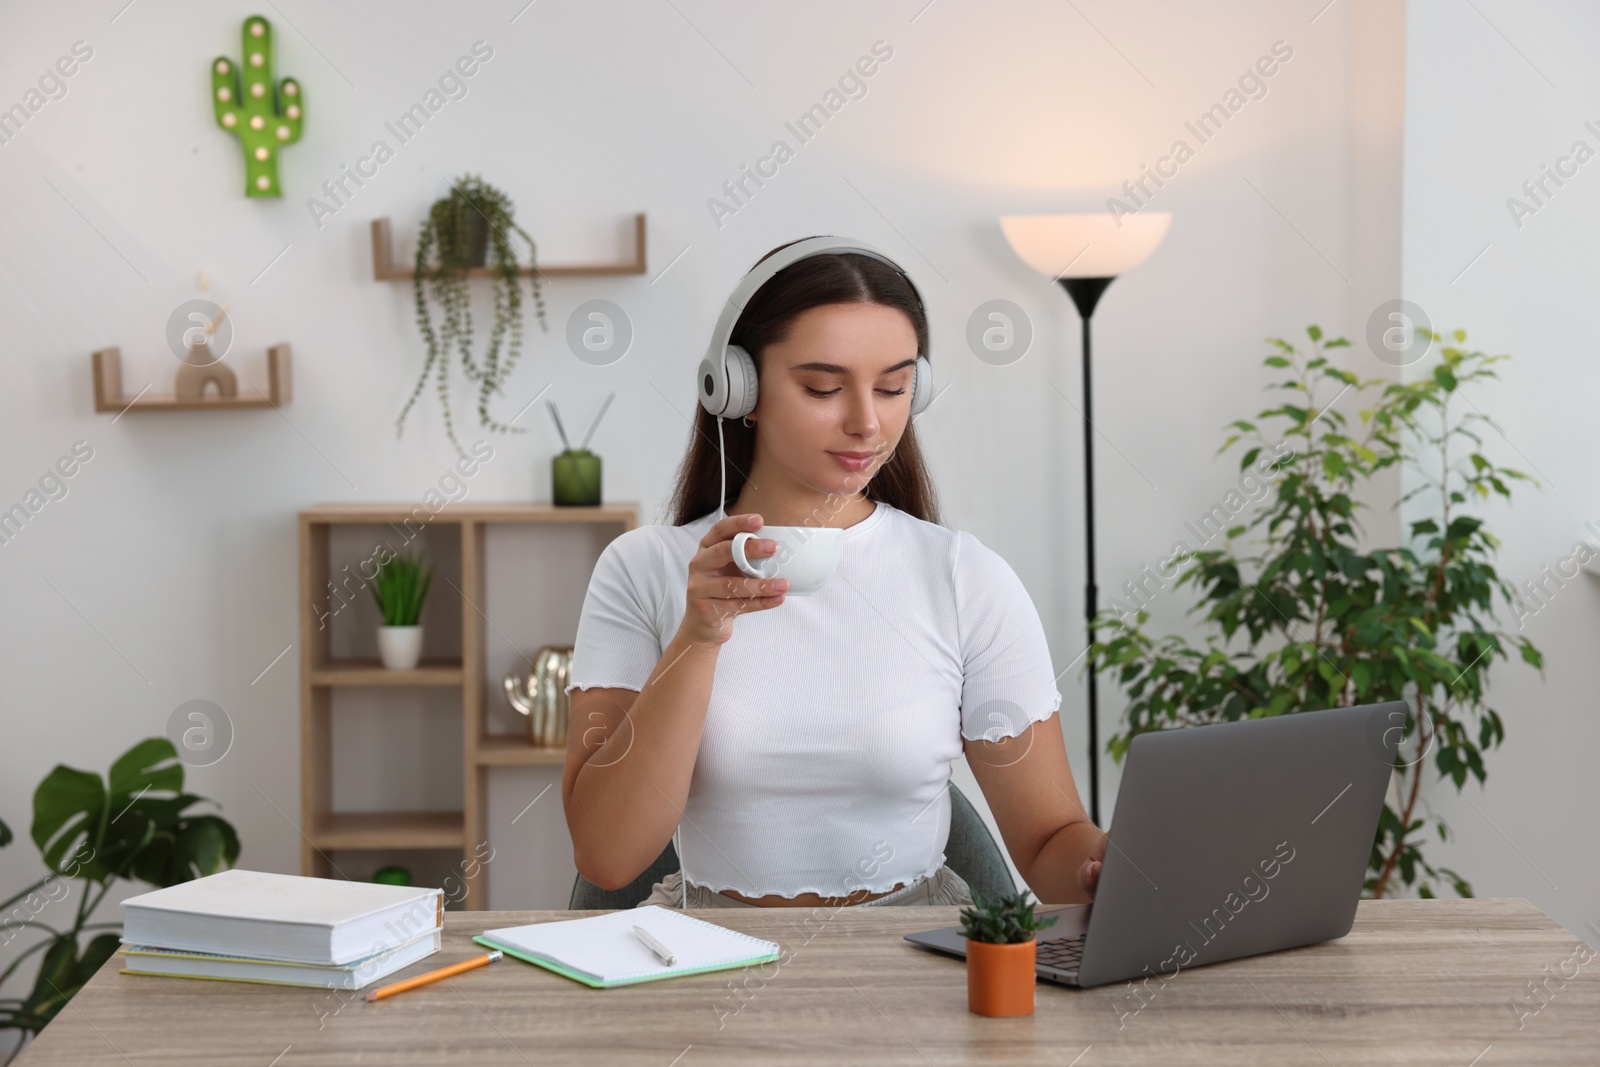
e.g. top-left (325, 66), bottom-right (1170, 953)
top-left (311, 811), bottom-right (466, 850)
top-left (370, 214), bottom-right (648, 281)
top-left (299, 501), bottom-right (639, 909)
top-left (475, 736), bottom-right (568, 766)
top-left (92, 345), bottom-right (292, 412)
top-left (308, 660), bottom-right (464, 687)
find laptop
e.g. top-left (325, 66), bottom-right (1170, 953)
top-left (904, 700), bottom-right (1405, 988)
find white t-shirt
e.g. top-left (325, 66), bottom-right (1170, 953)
top-left (564, 499), bottom-right (1062, 898)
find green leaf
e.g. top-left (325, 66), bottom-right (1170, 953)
top-left (109, 738), bottom-right (183, 801)
top-left (1351, 660), bottom-right (1371, 694)
top-left (31, 767), bottom-right (105, 875)
top-left (1264, 356), bottom-right (1291, 368)
top-left (76, 933), bottom-right (121, 985)
top-left (373, 551), bottom-right (435, 626)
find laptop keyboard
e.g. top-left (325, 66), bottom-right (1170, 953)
top-left (1036, 934), bottom-right (1086, 971)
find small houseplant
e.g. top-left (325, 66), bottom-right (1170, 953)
top-left (397, 174), bottom-right (549, 455)
top-left (0, 739), bottom-right (240, 1051)
top-left (372, 551), bottom-right (433, 670)
top-left (959, 887), bottom-right (1057, 1017)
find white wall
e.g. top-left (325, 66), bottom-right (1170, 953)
top-left (1402, 0), bottom-right (1600, 943)
top-left (2, 0), bottom-right (1431, 1027)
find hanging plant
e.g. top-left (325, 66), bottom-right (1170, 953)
top-left (397, 174), bottom-right (548, 453)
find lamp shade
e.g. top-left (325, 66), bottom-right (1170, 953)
top-left (1000, 212), bottom-right (1171, 279)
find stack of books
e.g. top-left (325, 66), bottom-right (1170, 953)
top-left (118, 869), bottom-right (443, 990)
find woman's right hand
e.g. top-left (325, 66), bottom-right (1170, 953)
top-left (678, 512), bottom-right (789, 646)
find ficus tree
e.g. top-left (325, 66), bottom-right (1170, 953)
top-left (1090, 326), bottom-right (1542, 898)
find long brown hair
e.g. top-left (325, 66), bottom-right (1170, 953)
top-left (666, 237), bottom-right (942, 526)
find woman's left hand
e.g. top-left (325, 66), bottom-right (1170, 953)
top-left (1079, 833), bottom-right (1108, 898)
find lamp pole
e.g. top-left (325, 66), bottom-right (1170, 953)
top-left (999, 209), bottom-right (1170, 832)
top-left (1060, 275), bottom-right (1114, 828)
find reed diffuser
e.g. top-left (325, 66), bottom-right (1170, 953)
top-left (546, 393), bottom-right (613, 506)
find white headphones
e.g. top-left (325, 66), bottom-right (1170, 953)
top-left (696, 235), bottom-right (935, 422)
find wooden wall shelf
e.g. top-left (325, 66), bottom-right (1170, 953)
top-left (299, 501), bottom-right (639, 909)
top-left (370, 214), bottom-right (648, 281)
top-left (92, 345), bottom-right (292, 413)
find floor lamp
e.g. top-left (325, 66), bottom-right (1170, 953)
top-left (999, 211), bottom-right (1171, 826)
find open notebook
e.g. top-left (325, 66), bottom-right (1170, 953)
top-left (474, 905), bottom-right (780, 988)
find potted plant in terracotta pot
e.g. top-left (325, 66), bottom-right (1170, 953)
top-left (371, 551), bottom-right (433, 670)
top-left (959, 888), bottom-right (1057, 1017)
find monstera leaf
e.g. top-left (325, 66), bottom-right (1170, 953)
top-left (2, 738), bottom-right (241, 1039)
top-left (30, 738), bottom-right (238, 886)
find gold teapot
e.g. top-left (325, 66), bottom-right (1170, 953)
top-left (503, 645), bottom-right (573, 748)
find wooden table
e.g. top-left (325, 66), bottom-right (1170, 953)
top-left (16, 899), bottom-right (1599, 1065)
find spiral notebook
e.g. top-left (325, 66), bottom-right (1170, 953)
top-left (473, 905), bottom-right (781, 988)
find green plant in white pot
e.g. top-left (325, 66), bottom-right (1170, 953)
top-left (372, 552), bottom-right (433, 670)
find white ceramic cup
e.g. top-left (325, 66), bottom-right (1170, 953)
top-left (731, 526), bottom-right (842, 595)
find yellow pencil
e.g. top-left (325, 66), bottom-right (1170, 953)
top-left (364, 950), bottom-right (502, 1002)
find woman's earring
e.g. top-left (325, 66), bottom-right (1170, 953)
top-left (741, 415), bottom-right (755, 428)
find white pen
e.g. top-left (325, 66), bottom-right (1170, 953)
top-left (632, 924), bottom-right (676, 966)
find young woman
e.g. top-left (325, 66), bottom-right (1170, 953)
top-left (561, 238), bottom-right (1106, 909)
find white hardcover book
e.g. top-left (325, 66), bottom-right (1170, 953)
top-left (119, 928), bottom-right (442, 990)
top-left (120, 869), bottom-right (444, 966)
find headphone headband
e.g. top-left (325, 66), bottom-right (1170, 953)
top-left (704, 236), bottom-right (919, 367)
top-left (697, 236), bottom-right (932, 421)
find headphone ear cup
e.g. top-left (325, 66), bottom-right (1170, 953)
top-left (697, 344), bottom-right (759, 418)
top-left (695, 356), bottom-right (722, 416)
top-left (723, 344), bottom-right (758, 421)
top-left (909, 355), bottom-right (934, 418)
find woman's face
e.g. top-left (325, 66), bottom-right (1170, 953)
top-left (750, 301), bottom-right (919, 499)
